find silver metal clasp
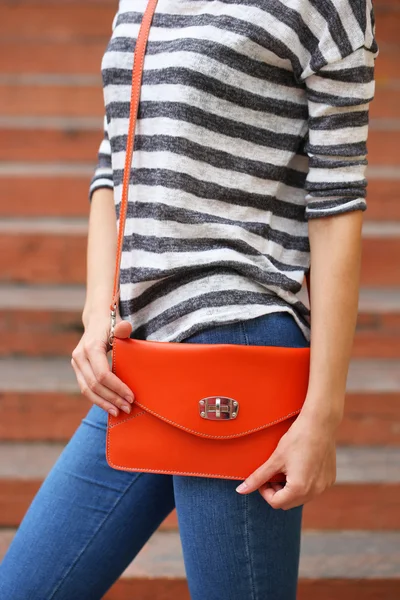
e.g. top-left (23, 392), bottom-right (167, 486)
top-left (199, 396), bottom-right (239, 420)
top-left (108, 305), bottom-right (117, 349)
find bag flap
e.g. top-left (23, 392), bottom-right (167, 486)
top-left (112, 337), bottom-right (310, 440)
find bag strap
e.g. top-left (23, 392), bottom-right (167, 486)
top-left (108, 0), bottom-right (310, 345)
top-left (110, 0), bottom-right (159, 315)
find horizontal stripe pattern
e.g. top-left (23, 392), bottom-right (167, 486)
top-left (89, 0), bottom-right (378, 342)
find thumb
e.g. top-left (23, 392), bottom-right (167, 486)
top-left (114, 319), bottom-right (133, 339)
top-left (263, 480), bottom-right (296, 510)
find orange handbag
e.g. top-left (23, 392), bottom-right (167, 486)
top-left (106, 0), bottom-right (311, 482)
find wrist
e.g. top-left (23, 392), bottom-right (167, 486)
top-left (300, 394), bottom-right (344, 432)
top-left (82, 304), bottom-right (112, 330)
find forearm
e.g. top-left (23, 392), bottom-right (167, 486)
top-left (301, 210), bottom-right (364, 428)
top-left (82, 188), bottom-right (117, 328)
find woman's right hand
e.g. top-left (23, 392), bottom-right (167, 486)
top-left (71, 312), bottom-right (134, 417)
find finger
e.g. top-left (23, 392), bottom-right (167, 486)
top-left (86, 345), bottom-right (134, 403)
top-left (271, 482), bottom-right (285, 493)
top-left (71, 359), bottom-right (121, 417)
top-left (73, 354), bottom-right (132, 414)
top-left (258, 483), bottom-right (280, 505)
top-left (266, 481), bottom-right (306, 511)
top-left (236, 453), bottom-right (283, 494)
top-left (114, 320), bottom-right (132, 339)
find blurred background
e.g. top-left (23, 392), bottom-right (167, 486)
top-left (0, 0), bottom-right (399, 598)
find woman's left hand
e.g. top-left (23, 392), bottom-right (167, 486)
top-left (235, 410), bottom-right (338, 510)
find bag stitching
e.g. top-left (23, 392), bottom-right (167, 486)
top-left (108, 410), bottom-right (146, 428)
top-left (112, 340), bottom-right (301, 438)
top-left (126, 400), bottom-right (301, 439)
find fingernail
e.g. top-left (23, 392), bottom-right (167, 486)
top-left (122, 405), bottom-right (131, 414)
top-left (109, 408), bottom-right (118, 417)
top-left (236, 481), bottom-right (248, 493)
top-left (125, 395), bottom-right (134, 404)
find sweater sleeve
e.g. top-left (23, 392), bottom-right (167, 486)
top-left (301, 1), bottom-right (379, 219)
top-left (88, 114), bottom-right (114, 201)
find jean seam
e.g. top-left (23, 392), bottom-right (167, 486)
top-left (244, 494), bottom-right (257, 600)
top-left (240, 321), bottom-right (250, 346)
top-left (48, 472), bottom-right (144, 599)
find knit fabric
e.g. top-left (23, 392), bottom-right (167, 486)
top-left (89, 0), bottom-right (378, 342)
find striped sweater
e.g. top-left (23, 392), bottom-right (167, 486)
top-left (89, 0), bottom-right (378, 343)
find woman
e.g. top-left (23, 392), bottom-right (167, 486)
top-left (0, 1), bottom-right (378, 598)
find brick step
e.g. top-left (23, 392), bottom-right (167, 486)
top-left (374, 13), bottom-right (400, 45)
top-left (1, 390), bottom-right (399, 446)
top-left (0, 357), bottom-right (399, 445)
top-left (371, 86), bottom-right (400, 120)
top-left (360, 222), bottom-right (400, 286)
top-left (0, 284), bottom-right (84, 356)
top-left (0, 170), bottom-right (398, 220)
top-left (0, 124), bottom-right (102, 162)
top-left (0, 173), bottom-right (92, 217)
top-left (2, 3), bottom-right (397, 46)
top-left (1, 218), bottom-right (399, 286)
top-left (1, 3), bottom-right (114, 40)
top-left (108, 579), bottom-right (400, 600)
top-left (0, 528), bottom-right (399, 599)
top-left (114, 529), bottom-right (400, 589)
top-left (0, 218), bottom-right (87, 285)
top-left (1, 284), bottom-right (399, 358)
top-left (353, 287), bottom-right (400, 359)
top-left (1, 170), bottom-right (398, 220)
top-left (1, 443), bottom-right (399, 530)
top-left (0, 124), bottom-right (398, 165)
top-left (0, 83), bottom-right (397, 120)
top-left (366, 172), bottom-right (400, 221)
top-left (0, 41), bottom-right (106, 75)
top-left (0, 41), bottom-right (397, 77)
top-left (370, 46), bottom-right (398, 80)
top-left (0, 85), bottom-right (103, 117)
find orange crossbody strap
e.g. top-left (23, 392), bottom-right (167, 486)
top-left (109, 0), bottom-right (311, 318)
top-left (110, 0), bottom-right (160, 312)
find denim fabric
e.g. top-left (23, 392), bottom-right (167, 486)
top-left (0, 310), bottom-right (310, 600)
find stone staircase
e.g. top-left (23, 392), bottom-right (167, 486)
top-left (0, 1), bottom-right (399, 598)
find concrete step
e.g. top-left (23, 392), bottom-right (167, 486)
top-left (1, 443), bottom-right (399, 530)
top-left (1, 218), bottom-right (400, 286)
top-left (0, 528), bottom-right (399, 599)
top-left (1, 284), bottom-right (400, 357)
top-left (0, 168), bottom-right (398, 220)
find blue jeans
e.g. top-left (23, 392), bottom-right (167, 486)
top-left (0, 311), bottom-right (310, 600)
